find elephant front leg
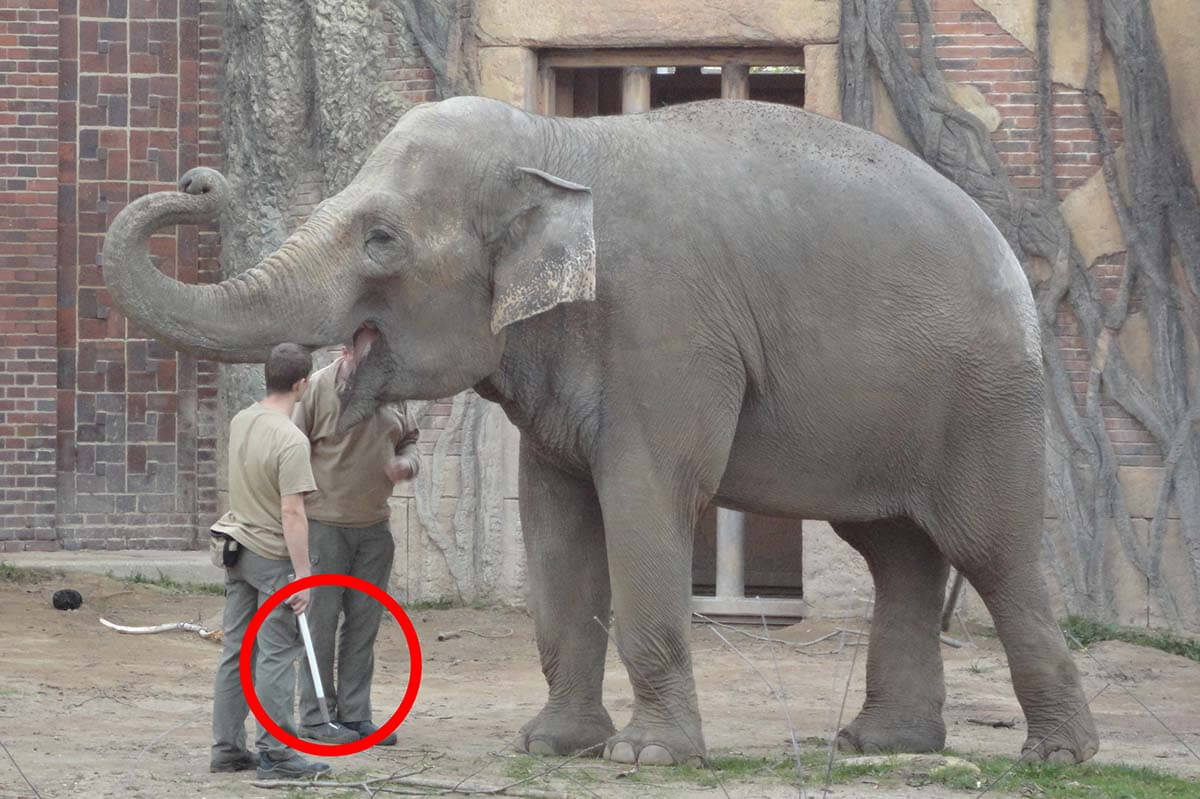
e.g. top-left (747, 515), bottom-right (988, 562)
top-left (596, 472), bottom-right (707, 767)
top-left (516, 444), bottom-right (615, 757)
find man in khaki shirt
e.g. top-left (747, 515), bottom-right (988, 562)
top-left (209, 343), bottom-right (333, 779)
top-left (294, 337), bottom-right (419, 745)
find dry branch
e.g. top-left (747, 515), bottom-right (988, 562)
top-left (252, 774), bottom-right (571, 799)
top-left (99, 617), bottom-right (223, 642)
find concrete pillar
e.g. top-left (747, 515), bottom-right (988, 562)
top-left (538, 65), bottom-right (557, 116)
top-left (714, 508), bottom-right (746, 598)
top-left (803, 44), bottom-right (841, 120)
top-left (622, 66), bottom-right (651, 113)
top-left (721, 63), bottom-right (750, 100)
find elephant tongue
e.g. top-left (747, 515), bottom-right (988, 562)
top-left (352, 323), bottom-right (378, 363)
top-left (336, 323), bottom-right (379, 391)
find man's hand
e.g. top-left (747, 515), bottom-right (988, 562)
top-left (285, 587), bottom-right (312, 615)
top-left (385, 455), bottom-right (418, 483)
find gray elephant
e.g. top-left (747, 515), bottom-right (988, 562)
top-left (102, 96), bottom-right (1099, 766)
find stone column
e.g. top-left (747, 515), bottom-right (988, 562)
top-left (478, 47), bottom-right (539, 111)
top-left (721, 62), bottom-right (749, 100)
top-left (622, 66), bottom-right (651, 113)
top-left (803, 44), bottom-right (841, 120)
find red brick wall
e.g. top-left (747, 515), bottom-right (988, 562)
top-left (48, 0), bottom-right (225, 550)
top-left (0, 0), bottom-right (59, 548)
top-left (1, 0), bottom-right (435, 551)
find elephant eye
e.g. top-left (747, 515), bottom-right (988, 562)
top-left (366, 229), bottom-right (393, 246)
top-left (363, 226), bottom-right (410, 270)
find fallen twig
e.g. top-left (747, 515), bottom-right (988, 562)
top-left (692, 611), bottom-right (869, 653)
top-left (966, 718), bottom-right (1017, 729)
top-left (760, 606), bottom-right (806, 798)
top-left (0, 738), bottom-right (43, 799)
top-left (1064, 631), bottom-right (1200, 764)
top-left (975, 682), bottom-right (1111, 798)
top-left (823, 593), bottom-right (873, 797)
top-left (100, 617), bottom-right (223, 642)
top-left (253, 774), bottom-right (572, 798)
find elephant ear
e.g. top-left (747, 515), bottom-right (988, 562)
top-left (490, 167), bottom-right (596, 334)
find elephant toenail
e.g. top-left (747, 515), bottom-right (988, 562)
top-left (608, 742), bottom-right (636, 763)
top-left (636, 744), bottom-right (675, 765)
top-left (526, 738), bottom-right (557, 756)
top-left (1045, 749), bottom-right (1075, 764)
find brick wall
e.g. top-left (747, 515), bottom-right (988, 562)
top-left (0, 0), bottom-right (224, 552)
top-left (50, 0), bottom-right (225, 551)
top-left (0, 0), bottom-right (59, 549)
top-left (2, 0), bottom-right (436, 551)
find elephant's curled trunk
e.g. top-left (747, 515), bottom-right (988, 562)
top-left (100, 168), bottom-right (340, 363)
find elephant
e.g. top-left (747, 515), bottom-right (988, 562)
top-left (102, 96), bottom-right (1099, 766)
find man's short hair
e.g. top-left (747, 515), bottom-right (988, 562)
top-left (265, 343), bottom-right (312, 393)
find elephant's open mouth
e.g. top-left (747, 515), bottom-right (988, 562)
top-left (351, 321), bottom-right (379, 367)
top-left (335, 321), bottom-right (391, 432)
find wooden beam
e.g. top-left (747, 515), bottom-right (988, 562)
top-left (622, 66), bottom-right (651, 113)
top-left (540, 48), bottom-right (805, 70)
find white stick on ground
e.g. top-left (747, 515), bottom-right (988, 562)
top-left (99, 617), bottom-right (222, 640)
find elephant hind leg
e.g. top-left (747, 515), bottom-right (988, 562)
top-left (832, 517), bottom-right (949, 755)
top-left (919, 481), bottom-right (1099, 763)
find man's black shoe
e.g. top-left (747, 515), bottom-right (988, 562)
top-left (209, 750), bottom-right (257, 773)
top-left (300, 722), bottom-right (360, 745)
top-left (256, 751), bottom-right (331, 779)
top-left (342, 719), bottom-right (397, 746)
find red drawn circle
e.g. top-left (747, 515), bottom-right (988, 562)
top-left (238, 573), bottom-right (422, 757)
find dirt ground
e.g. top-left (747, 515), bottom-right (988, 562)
top-left (1, 572), bottom-right (1198, 799)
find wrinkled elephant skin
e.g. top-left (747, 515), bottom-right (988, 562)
top-left (101, 97), bottom-right (1099, 766)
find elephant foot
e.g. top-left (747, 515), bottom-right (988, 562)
top-left (836, 711), bottom-right (945, 755)
top-left (603, 719), bottom-right (706, 766)
top-left (1019, 715), bottom-right (1099, 764)
top-left (515, 704), bottom-right (615, 757)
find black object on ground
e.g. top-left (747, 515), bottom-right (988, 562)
top-left (52, 589), bottom-right (83, 610)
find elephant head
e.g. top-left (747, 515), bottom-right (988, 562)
top-left (101, 97), bottom-right (596, 430)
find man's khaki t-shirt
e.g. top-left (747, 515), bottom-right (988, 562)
top-left (293, 360), bottom-right (417, 527)
top-left (211, 403), bottom-right (316, 560)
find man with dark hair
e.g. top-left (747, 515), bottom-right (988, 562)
top-left (209, 342), bottom-right (339, 778)
top-left (295, 331), bottom-right (419, 746)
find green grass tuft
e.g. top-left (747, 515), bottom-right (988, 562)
top-left (503, 754), bottom-right (540, 781)
top-left (1062, 615), bottom-right (1200, 662)
top-left (0, 561), bottom-right (64, 583)
top-left (963, 756), bottom-right (1199, 798)
top-left (113, 570), bottom-right (225, 595)
top-left (634, 749), bottom-right (1197, 799)
top-left (405, 598), bottom-right (455, 611)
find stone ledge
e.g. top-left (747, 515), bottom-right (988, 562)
top-left (0, 549), bottom-right (223, 585)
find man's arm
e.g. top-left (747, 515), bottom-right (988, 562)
top-left (384, 407), bottom-right (421, 483)
top-left (281, 492), bottom-right (312, 614)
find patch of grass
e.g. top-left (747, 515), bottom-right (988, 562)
top-left (0, 561), bottom-right (64, 583)
top-left (113, 570), bottom-right (225, 595)
top-left (1062, 615), bottom-right (1200, 663)
top-left (640, 749), bottom-right (1197, 799)
top-left (503, 754), bottom-right (541, 781)
top-left (405, 597), bottom-right (455, 611)
top-left (960, 756), bottom-right (1199, 798)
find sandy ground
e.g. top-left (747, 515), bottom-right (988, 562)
top-left (1, 572), bottom-right (1198, 799)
